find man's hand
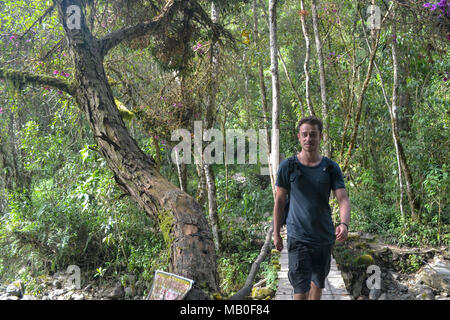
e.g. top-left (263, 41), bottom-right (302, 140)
top-left (335, 224), bottom-right (348, 242)
top-left (274, 233), bottom-right (284, 251)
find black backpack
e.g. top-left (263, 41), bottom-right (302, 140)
top-left (282, 155), bottom-right (334, 226)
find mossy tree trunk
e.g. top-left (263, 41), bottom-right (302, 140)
top-left (53, 0), bottom-right (220, 297)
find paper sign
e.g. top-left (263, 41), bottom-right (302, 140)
top-left (147, 270), bottom-right (194, 300)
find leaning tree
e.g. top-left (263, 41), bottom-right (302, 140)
top-left (0, 0), bottom-right (236, 299)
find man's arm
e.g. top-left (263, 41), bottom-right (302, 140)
top-left (334, 188), bottom-right (350, 242)
top-left (273, 186), bottom-right (287, 251)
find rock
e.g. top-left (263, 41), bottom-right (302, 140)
top-left (49, 288), bottom-right (65, 299)
top-left (72, 293), bottom-right (85, 300)
top-left (53, 280), bottom-right (62, 289)
top-left (397, 283), bottom-right (408, 293)
top-left (354, 254), bottom-right (375, 266)
top-left (378, 293), bottom-right (387, 300)
top-left (64, 290), bottom-right (75, 300)
top-left (416, 287), bottom-right (435, 300)
top-left (104, 282), bottom-right (124, 299)
top-left (6, 283), bottom-right (22, 297)
top-left (22, 295), bottom-right (37, 300)
top-left (251, 287), bottom-right (275, 300)
top-left (124, 287), bottom-right (133, 298)
top-left (83, 284), bottom-right (93, 291)
top-left (6, 296), bottom-right (20, 300)
top-left (398, 293), bottom-right (413, 300)
top-left (351, 274), bottom-right (365, 298)
top-left (369, 288), bottom-right (382, 300)
top-left (417, 256), bottom-right (450, 294)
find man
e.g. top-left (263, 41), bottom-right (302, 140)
top-left (273, 116), bottom-right (350, 300)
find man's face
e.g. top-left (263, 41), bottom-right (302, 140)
top-left (297, 123), bottom-right (322, 152)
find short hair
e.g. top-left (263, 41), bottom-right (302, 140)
top-left (297, 116), bottom-right (323, 133)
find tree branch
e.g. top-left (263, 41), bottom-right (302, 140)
top-left (98, 0), bottom-right (183, 57)
top-left (19, 3), bottom-right (55, 40)
top-left (0, 68), bottom-right (74, 95)
top-left (228, 223), bottom-right (274, 300)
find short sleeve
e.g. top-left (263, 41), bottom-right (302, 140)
top-left (330, 161), bottom-right (345, 190)
top-left (275, 159), bottom-right (290, 191)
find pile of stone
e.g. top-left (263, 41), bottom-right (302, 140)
top-left (0, 272), bottom-right (150, 300)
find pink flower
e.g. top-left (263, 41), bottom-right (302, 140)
top-left (0, 107), bottom-right (3, 114)
top-left (53, 70), bottom-right (59, 75)
top-left (9, 35), bottom-right (15, 40)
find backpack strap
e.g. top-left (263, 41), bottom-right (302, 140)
top-left (287, 155), bottom-right (301, 186)
top-left (322, 156), bottom-right (334, 175)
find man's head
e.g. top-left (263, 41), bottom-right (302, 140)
top-left (297, 116), bottom-right (323, 153)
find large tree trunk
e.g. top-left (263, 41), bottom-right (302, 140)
top-left (53, 0), bottom-right (219, 298)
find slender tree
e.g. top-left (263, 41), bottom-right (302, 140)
top-left (269, 0), bottom-right (280, 179)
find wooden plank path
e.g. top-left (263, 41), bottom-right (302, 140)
top-left (275, 230), bottom-right (351, 300)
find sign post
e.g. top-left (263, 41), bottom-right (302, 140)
top-left (147, 270), bottom-right (194, 300)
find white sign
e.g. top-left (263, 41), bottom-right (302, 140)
top-left (147, 270), bottom-right (194, 300)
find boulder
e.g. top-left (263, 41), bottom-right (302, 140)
top-left (48, 288), bottom-right (65, 300)
top-left (416, 287), bottom-right (434, 300)
top-left (72, 293), bottom-right (85, 300)
top-left (417, 256), bottom-right (450, 294)
top-left (103, 282), bottom-right (124, 299)
top-left (369, 288), bottom-right (381, 300)
top-left (251, 287), bottom-right (275, 300)
top-left (6, 283), bottom-right (22, 297)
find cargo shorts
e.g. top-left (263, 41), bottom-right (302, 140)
top-left (287, 237), bottom-right (333, 294)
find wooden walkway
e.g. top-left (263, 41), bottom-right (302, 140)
top-left (275, 230), bottom-right (351, 300)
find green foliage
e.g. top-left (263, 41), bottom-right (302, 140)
top-left (0, 102), bottom-right (167, 284)
top-left (396, 254), bottom-right (423, 274)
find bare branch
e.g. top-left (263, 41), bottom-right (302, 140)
top-left (0, 68), bottom-right (74, 95)
top-left (229, 223), bottom-right (274, 300)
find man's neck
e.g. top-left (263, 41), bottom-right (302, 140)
top-left (298, 151), bottom-right (322, 166)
